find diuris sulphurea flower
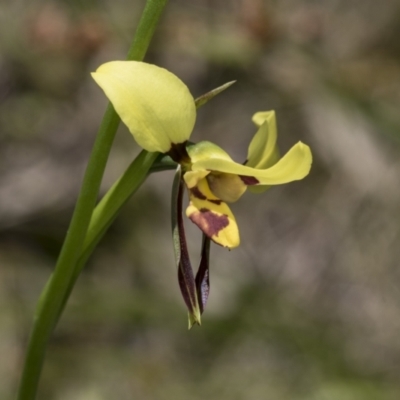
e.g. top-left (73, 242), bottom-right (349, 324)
top-left (92, 61), bottom-right (312, 327)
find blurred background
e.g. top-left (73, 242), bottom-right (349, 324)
top-left (1, 0), bottom-right (400, 399)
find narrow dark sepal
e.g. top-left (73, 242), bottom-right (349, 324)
top-left (195, 234), bottom-right (211, 314)
top-left (171, 166), bottom-right (201, 327)
top-left (177, 258), bottom-right (197, 320)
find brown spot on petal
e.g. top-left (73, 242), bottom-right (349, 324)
top-left (190, 208), bottom-right (229, 239)
top-left (190, 186), bottom-right (222, 205)
top-left (239, 175), bottom-right (259, 185)
top-left (190, 186), bottom-right (207, 200)
top-left (209, 199), bottom-right (222, 205)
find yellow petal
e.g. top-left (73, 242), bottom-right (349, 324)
top-left (183, 170), bottom-right (210, 189)
top-left (192, 142), bottom-right (312, 185)
top-left (187, 141), bottom-right (233, 164)
top-left (247, 111), bottom-right (280, 169)
top-left (186, 178), bottom-right (240, 249)
top-left (247, 111), bottom-right (280, 193)
top-left (252, 111), bottom-right (275, 127)
top-left (92, 61), bottom-right (196, 153)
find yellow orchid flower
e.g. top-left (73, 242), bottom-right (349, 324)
top-left (92, 61), bottom-right (312, 326)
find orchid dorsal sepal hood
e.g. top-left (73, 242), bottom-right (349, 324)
top-left (91, 61), bottom-right (197, 153)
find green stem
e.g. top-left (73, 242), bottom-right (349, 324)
top-left (35, 152), bottom-right (175, 337)
top-left (55, 151), bottom-right (175, 324)
top-left (78, 154), bottom-right (176, 277)
top-left (17, 1), bottom-right (169, 399)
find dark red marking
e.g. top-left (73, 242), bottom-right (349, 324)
top-left (190, 186), bottom-right (222, 205)
top-left (190, 186), bottom-right (207, 200)
top-left (239, 175), bottom-right (259, 185)
top-left (167, 142), bottom-right (190, 164)
top-left (209, 199), bottom-right (222, 205)
top-left (189, 208), bottom-right (229, 238)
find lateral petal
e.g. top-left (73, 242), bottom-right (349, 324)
top-left (246, 111), bottom-right (280, 169)
top-left (192, 142), bottom-right (312, 185)
top-left (92, 61), bottom-right (196, 153)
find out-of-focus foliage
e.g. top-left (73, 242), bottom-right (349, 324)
top-left (1, 0), bottom-right (400, 399)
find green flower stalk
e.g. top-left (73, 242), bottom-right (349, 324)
top-left (92, 60), bottom-right (312, 325)
top-left (17, 1), bottom-right (169, 399)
